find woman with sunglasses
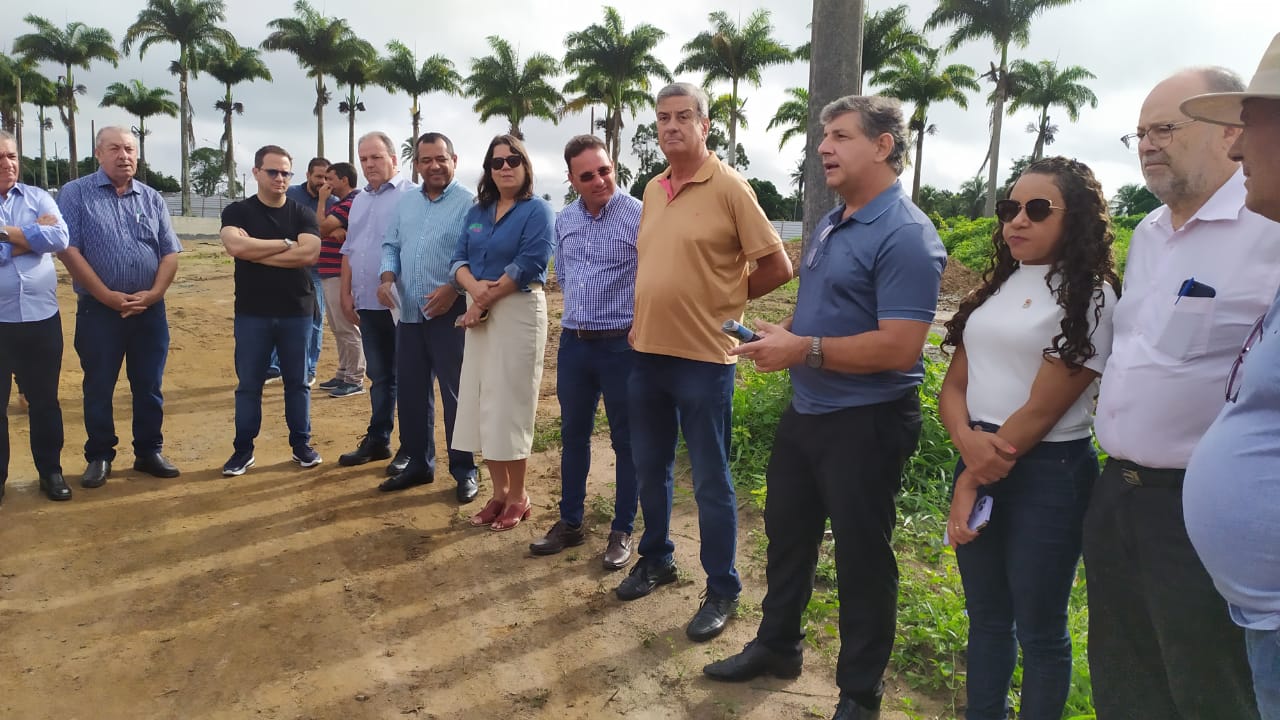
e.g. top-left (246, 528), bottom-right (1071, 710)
top-left (938, 156), bottom-right (1119, 720)
top-left (450, 134), bottom-right (554, 531)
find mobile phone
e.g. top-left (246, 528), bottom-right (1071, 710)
top-left (944, 495), bottom-right (994, 545)
top-left (722, 319), bottom-right (762, 343)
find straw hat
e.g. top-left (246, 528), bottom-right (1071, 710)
top-left (1181, 33), bottom-right (1280, 126)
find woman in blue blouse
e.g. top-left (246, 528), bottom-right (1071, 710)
top-left (450, 134), bottom-right (554, 531)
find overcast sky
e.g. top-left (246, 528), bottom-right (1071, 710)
top-left (4, 0), bottom-right (1276, 207)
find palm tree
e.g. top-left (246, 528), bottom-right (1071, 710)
top-left (333, 47), bottom-right (378, 164)
top-left (795, 5), bottom-right (929, 86)
top-left (27, 74), bottom-right (59, 188)
top-left (707, 91), bottom-right (749, 168)
top-left (13, 16), bottom-right (119, 181)
top-left (202, 40), bottom-right (272, 196)
top-left (768, 86), bottom-right (808, 151)
top-left (874, 51), bottom-right (980, 202)
top-left (99, 80), bottom-right (179, 185)
top-left (677, 9), bottom-right (791, 168)
top-left (1006, 59), bottom-right (1098, 161)
top-left (464, 36), bottom-right (563, 140)
top-left (561, 6), bottom-right (671, 166)
top-left (926, 0), bottom-right (1077, 215)
top-left (262, 0), bottom-right (369, 157)
top-left (376, 41), bottom-right (461, 182)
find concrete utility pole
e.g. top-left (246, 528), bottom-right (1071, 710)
top-left (803, 0), bottom-right (864, 241)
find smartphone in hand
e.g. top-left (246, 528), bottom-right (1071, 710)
top-left (944, 495), bottom-right (993, 545)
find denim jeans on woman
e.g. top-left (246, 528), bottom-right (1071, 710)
top-left (954, 425), bottom-right (1097, 720)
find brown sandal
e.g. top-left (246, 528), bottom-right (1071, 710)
top-left (469, 498), bottom-right (504, 526)
top-left (490, 496), bottom-right (531, 532)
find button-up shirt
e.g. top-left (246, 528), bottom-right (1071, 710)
top-left (57, 169), bottom-right (181, 295)
top-left (381, 180), bottom-right (475, 323)
top-left (1095, 169), bottom-right (1280, 468)
top-left (0, 183), bottom-right (69, 322)
top-left (341, 176), bottom-right (412, 311)
top-left (449, 197), bottom-right (554, 290)
top-left (555, 191), bottom-right (641, 331)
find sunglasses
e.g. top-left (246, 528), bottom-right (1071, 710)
top-left (259, 168), bottom-right (295, 180)
top-left (576, 166), bottom-right (613, 183)
top-left (995, 198), bottom-right (1066, 223)
top-left (488, 155), bottom-right (525, 170)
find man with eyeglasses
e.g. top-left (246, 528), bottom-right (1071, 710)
top-left (219, 145), bottom-right (323, 476)
top-left (1086, 67), bottom-right (1280, 719)
top-left (57, 126), bottom-right (183, 490)
top-left (1182, 33), bottom-right (1280, 720)
top-left (530, 135), bottom-right (642, 569)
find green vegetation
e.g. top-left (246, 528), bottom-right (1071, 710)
top-left (938, 214), bottom-right (1138, 279)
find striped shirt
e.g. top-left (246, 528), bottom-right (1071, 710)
top-left (341, 177), bottom-right (413, 311)
top-left (57, 169), bottom-right (181, 295)
top-left (0, 183), bottom-right (69, 322)
top-left (317, 190), bottom-right (358, 279)
top-left (381, 180), bottom-right (474, 323)
top-left (555, 192), bottom-right (640, 331)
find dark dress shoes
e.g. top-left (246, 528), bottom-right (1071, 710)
top-left (602, 531), bottom-right (633, 570)
top-left (615, 558), bottom-right (678, 601)
top-left (339, 436), bottom-right (391, 467)
top-left (686, 591), bottom-right (738, 642)
top-left (80, 460), bottom-right (111, 488)
top-left (455, 475), bottom-right (478, 504)
top-left (40, 473), bottom-right (72, 501)
top-left (530, 520), bottom-right (586, 556)
top-left (134, 453), bottom-right (181, 478)
top-left (385, 450), bottom-right (411, 477)
top-left (703, 640), bottom-right (803, 682)
top-left (832, 696), bottom-right (880, 720)
top-left (377, 464), bottom-right (433, 492)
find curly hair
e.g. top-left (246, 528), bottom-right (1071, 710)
top-left (942, 156), bottom-right (1121, 370)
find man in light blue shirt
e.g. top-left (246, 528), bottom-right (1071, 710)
top-left (338, 132), bottom-right (413, 474)
top-left (376, 132), bottom-right (477, 501)
top-left (0, 130), bottom-right (71, 502)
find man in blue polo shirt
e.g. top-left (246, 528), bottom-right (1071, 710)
top-left (703, 96), bottom-right (945, 720)
top-left (530, 134), bottom-right (641, 569)
top-left (58, 126), bottom-right (183, 490)
top-left (376, 132), bottom-right (477, 501)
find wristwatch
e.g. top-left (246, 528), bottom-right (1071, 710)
top-left (805, 336), bottom-right (824, 369)
top-left (282, 238), bottom-right (296, 250)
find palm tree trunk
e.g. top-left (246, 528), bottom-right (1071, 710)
top-left (410, 98), bottom-right (421, 183)
top-left (138, 117), bottom-right (148, 185)
top-left (315, 76), bottom-right (326, 157)
top-left (225, 102), bottom-right (236, 198)
top-left (65, 65), bottom-right (79, 181)
top-left (984, 47), bottom-right (1009, 216)
top-left (913, 120), bottom-right (926, 203)
top-left (38, 108), bottom-right (49, 189)
top-left (347, 88), bottom-right (357, 165)
top-left (1032, 108), bottom-right (1048, 161)
top-left (805, 0), bottom-right (864, 239)
top-left (727, 77), bottom-right (739, 168)
top-left (179, 66), bottom-right (191, 214)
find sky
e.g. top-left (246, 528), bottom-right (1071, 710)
top-left (3, 0), bottom-right (1276, 208)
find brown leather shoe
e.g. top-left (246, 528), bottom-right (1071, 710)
top-left (529, 520), bottom-right (585, 555)
top-left (602, 530), bottom-right (633, 570)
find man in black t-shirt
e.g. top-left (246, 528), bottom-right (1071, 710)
top-left (218, 145), bottom-right (323, 476)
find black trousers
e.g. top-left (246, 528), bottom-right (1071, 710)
top-left (755, 393), bottom-right (922, 697)
top-left (1082, 458), bottom-right (1258, 720)
top-left (0, 313), bottom-right (65, 482)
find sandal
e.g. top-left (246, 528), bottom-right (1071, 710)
top-left (469, 498), bottom-right (504, 526)
top-left (491, 496), bottom-right (531, 532)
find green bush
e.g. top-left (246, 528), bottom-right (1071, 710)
top-left (729, 363), bottom-right (792, 507)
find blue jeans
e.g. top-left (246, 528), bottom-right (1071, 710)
top-left (955, 429), bottom-right (1097, 720)
top-left (396, 299), bottom-right (474, 481)
top-left (1249, 628), bottom-right (1280, 720)
top-left (631, 352), bottom-right (740, 599)
top-left (358, 309), bottom-right (397, 445)
top-left (557, 331), bottom-right (637, 533)
top-left (233, 314), bottom-right (312, 452)
top-left (74, 296), bottom-right (169, 462)
top-left (268, 272), bottom-right (324, 377)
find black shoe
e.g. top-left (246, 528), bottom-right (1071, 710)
top-left (385, 449), bottom-right (410, 477)
top-left (339, 436), bottom-right (391, 467)
top-left (39, 473), bottom-right (72, 501)
top-left (704, 640), bottom-right (803, 681)
top-left (832, 695), bottom-right (880, 720)
top-left (80, 460), bottom-right (111, 488)
top-left (687, 590), bottom-right (738, 642)
top-left (455, 475), bottom-right (478, 503)
top-left (615, 558), bottom-right (678, 601)
top-left (378, 463), bottom-right (434, 492)
top-left (0, 481), bottom-right (5, 504)
top-left (133, 453), bottom-right (181, 478)
top-left (530, 520), bottom-right (586, 556)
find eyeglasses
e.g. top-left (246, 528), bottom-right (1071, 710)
top-left (1120, 119), bottom-right (1198, 152)
top-left (576, 166), bottom-right (613, 183)
top-left (258, 168), bottom-right (295, 179)
top-left (995, 198), bottom-right (1066, 223)
top-left (1225, 314), bottom-right (1267, 403)
top-left (804, 224), bottom-right (836, 269)
top-left (488, 155), bottom-right (525, 170)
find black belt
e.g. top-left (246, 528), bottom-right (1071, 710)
top-left (565, 326), bottom-right (630, 340)
top-left (1109, 458), bottom-right (1185, 488)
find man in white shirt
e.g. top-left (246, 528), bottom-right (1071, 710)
top-left (1087, 67), bottom-right (1280, 719)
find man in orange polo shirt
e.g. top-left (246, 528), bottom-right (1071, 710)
top-left (614, 82), bottom-right (793, 643)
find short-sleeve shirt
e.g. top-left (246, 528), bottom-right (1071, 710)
top-left (317, 190), bottom-right (358, 279)
top-left (632, 155), bottom-right (782, 364)
top-left (221, 195), bottom-right (320, 317)
top-left (789, 182), bottom-right (946, 412)
top-left (449, 197), bottom-right (555, 290)
top-left (963, 265), bottom-right (1116, 441)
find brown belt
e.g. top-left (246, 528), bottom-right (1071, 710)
top-left (1110, 458), bottom-right (1185, 488)
top-left (565, 326), bottom-right (630, 340)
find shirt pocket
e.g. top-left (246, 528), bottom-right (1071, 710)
top-left (1153, 297), bottom-right (1215, 359)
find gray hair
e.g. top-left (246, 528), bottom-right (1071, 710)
top-left (820, 95), bottom-right (908, 176)
top-left (358, 131), bottom-right (397, 159)
top-left (95, 125), bottom-right (135, 149)
top-left (656, 82), bottom-right (710, 119)
top-left (1188, 66), bottom-right (1246, 94)
top-left (0, 129), bottom-right (15, 145)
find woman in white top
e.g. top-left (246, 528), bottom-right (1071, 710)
top-left (938, 157), bottom-right (1119, 720)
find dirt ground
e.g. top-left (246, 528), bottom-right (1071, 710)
top-left (0, 239), bottom-right (957, 720)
